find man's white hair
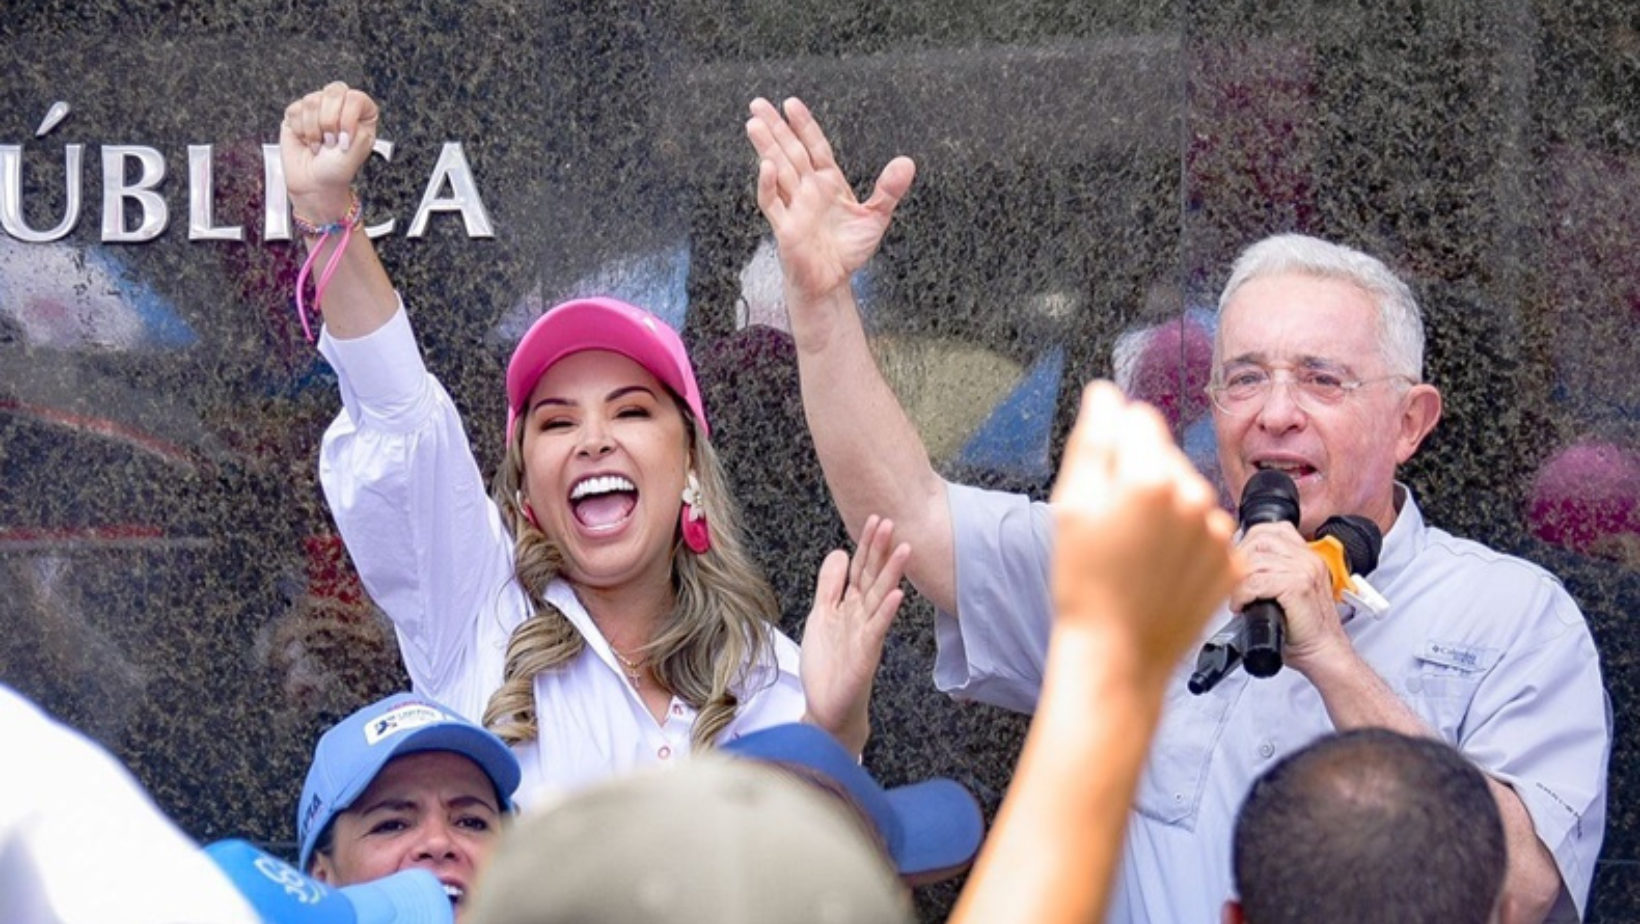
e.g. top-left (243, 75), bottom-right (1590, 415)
top-left (1217, 233), bottom-right (1425, 380)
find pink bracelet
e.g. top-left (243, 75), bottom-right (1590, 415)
top-left (293, 192), bottom-right (363, 343)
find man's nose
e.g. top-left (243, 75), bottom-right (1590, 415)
top-left (1255, 377), bottom-right (1308, 430)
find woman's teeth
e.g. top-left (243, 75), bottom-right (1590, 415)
top-left (571, 475), bottom-right (636, 499)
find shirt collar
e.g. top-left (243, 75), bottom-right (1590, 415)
top-left (1372, 481), bottom-right (1425, 589)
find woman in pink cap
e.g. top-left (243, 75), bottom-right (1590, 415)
top-left (279, 83), bottom-right (906, 803)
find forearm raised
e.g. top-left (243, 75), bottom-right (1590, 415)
top-left (282, 83), bottom-right (397, 341)
top-left (951, 626), bottom-right (1164, 924)
top-left (294, 221), bottom-right (397, 340)
top-left (952, 383), bottom-right (1240, 924)
top-left (788, 283), bottom-right (957, 612)
top-left (744, 96), bottom-right (953, 608)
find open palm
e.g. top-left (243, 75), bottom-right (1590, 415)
top-left (746, 97), bottom-right (916, 299)
top-left (799, 515), bottom-right (910, 753)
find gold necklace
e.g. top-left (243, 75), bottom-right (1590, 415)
top-left (609, 644), bottom-right (648, 688)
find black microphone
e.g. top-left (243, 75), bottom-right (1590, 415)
top-left (1237, 470), bottom-right (1302, 678)
top-left (1316, 515), bottom-right (1383, 584)
top-left (1187, 470), bottom-right (1299, 694)
top-left (1186, 623), bottom-right (1247, 696)
top-left (1187, 507), bottom-right (1385, 695)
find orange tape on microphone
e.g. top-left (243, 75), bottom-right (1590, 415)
top-left (1307, 535), bottom-right (1350, 600)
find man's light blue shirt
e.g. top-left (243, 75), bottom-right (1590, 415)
top-left (935, 481), bottom-right (1609, 922)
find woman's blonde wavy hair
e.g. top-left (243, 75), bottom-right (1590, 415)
top-left (481, 397), bottom-right (780, 752)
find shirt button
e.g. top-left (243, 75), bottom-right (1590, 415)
top-left (1406, 677), bottom-right (1424, 694)
top-left (1258, 742), bottom-right (1276, 759)
top-left (671, 703), bottom-right (684, 716)
top-left (657, 745), bottom-right (672, 760)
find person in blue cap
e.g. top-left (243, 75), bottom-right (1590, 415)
top-left (297, 693), bottom-right (522, 922)
top-left (1, 676), bottom-right (458, 924)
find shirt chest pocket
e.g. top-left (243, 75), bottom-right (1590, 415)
top-left (1134, 673), bottom-right (1237, 830)
top-left (1396, 639), bottom-right (1501, 735)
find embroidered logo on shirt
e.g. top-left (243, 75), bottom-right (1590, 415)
top-left (1417, 640), bottom-right (1498, 672)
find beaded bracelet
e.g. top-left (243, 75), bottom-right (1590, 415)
top-left (293, 190), bottom-right (364, 343)
top-left (291, 190), bottom-right (363, 238)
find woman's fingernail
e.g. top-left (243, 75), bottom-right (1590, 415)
top-left (323, 132), bottom-right (337, 148)
top-left (338, 130), bottom-right (351, 152)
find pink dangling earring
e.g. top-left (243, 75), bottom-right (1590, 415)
top-left (516, 490), bottom-right (541, 531)
top-left (680, 472), bottom-right (712, 554)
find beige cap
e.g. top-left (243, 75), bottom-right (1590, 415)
top-left (467, 755), bottom-right (913, 924)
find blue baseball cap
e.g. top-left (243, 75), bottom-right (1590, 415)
top-left (206, 838), bottom-right (453, 924)
top-left (722, 723), bottom-right (985, 881)
top-left (297, 693), bottom-right (521, 871)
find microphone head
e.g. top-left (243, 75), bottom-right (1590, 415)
top-left (1239, 469), bottom-right (1300, 528)
top-left (1316, 514), bottom-right (1383, 574)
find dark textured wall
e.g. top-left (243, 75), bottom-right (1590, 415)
top-left (2, 2), bottom-right (1636, 920)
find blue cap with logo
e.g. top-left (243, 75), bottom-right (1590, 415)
top-left (722, 723), bottom-right (985, 881)
top-left (297, 693), bottom-right (521, 871)
top-left (206, 838), bottom-right (453, 924)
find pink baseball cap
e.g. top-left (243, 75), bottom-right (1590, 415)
top-left (505, 297), bottom-right (708, 444)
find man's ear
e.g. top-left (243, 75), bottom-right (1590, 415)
top-left (1394, 382), bottom-right (1442, 464)
top-left (1222, 899), bottom-right (1246, 924)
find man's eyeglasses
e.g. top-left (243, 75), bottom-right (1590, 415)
top-left (1205, 365), bottom-right (1413, 416)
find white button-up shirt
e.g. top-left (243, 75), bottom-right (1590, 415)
top-left (318, 305), bottom-right (806, 806)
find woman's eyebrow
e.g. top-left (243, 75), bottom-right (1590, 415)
top-left (448, 792), bottom-right (502, 813)
top-left (604, 384), bottom-right (658, 402)
top-left (354, 796), bottom-right (418, 816)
